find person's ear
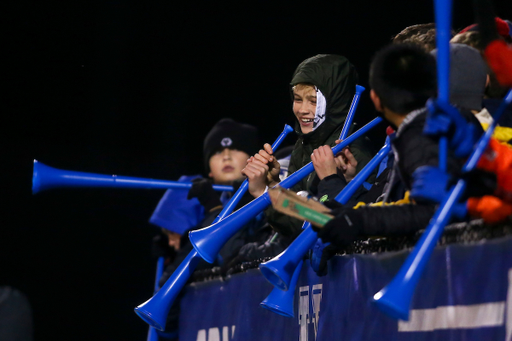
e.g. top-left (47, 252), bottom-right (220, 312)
top-left (370, 89), bottom-right (383, 112)
top-left (208, 171), bottom-right (213, 178)
top-left (486, 74), bottom-right (490, 88)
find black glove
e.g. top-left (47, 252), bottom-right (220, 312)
top-left (151, 233), bottom-right (175, 259)
top-left (323, 199), bottom-right (344, 211)
top-left (187, 178), bottom-right (222, 212)
top-left (310, 239), bottom-right (339, 277)
top-left (462, 169), bottom-right (497, 199)
top-left (313, 208), bottom-right (363, 248)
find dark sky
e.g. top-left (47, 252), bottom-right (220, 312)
top-left (4, 1), bottom-right (510, 340)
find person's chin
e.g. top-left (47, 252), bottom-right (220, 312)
top-left (221, 173), bottom-right (245, 185)
top-left (300, 126), bottom-right (313, 134)
top-left (215, 176), bottom-right (235, 186)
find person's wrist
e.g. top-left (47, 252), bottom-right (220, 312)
top-left (253, 188), bottom-right (266, 197)
top-left (269, 180), bottom-right (280, 188)
top-left (344, 173), bottom-right (355, 182)
top-left (250, 185), bottom-right (267, 198)
top-left (319, 169), bottom-right (337, 180)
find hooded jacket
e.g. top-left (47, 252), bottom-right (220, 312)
top-left (266, 54), bottom-right (375, 236)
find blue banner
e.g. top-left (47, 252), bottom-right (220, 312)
top-left (179, 236), bottom-right (512, 341)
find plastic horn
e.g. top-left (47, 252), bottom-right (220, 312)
top-left (434, 0), bottom-right (452, 172)
top-left (134, 124), bottom-right (294, 331)
top-left (31, 160), bottom-right (233, 194)
top-left (373, 89), bottom-right (512, 321)
top-left (260, 260), bottom-right (303, 317)
top-left (340, 85), bottom-right (365, 139)
top-left (260, 141), bottom-right (392, 290)
top-left (215, 124), bottom-right (294, 221)
top-left (259, 87), bottom-right (368, 295)
top-left (189, 84), bottom-right (368, 264)
top-left (189, 117), bottom-right (383, 264)
top-left (146, 257), bottom-right (165, 341)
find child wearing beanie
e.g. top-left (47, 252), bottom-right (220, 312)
top-left (148, 118), bottom-right (269, 338)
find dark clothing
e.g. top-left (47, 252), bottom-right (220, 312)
top-left (392, 108), bottom-right (459, 189)
top-left (0, 287), bottom-right (33, 341)
top-left (315, 173), bottom-right (368, 207)
top-left (158, 190), bottom-right (267, 287)
top-left (346, 107), bottom-right (483, 236)
top-left (157, 190), bottom-right (269, 334)
top-left (484, 98), bottom-right (512, 128)
top-left (392, 107), bottom-right (483, 189)
top-left (265, 55), bottom-right (375, 236)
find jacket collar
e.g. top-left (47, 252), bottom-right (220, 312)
top-left (395, 107), bottom-right (428, 138)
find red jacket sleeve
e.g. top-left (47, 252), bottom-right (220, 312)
top-left (485, 40), bottom-right (512, 87)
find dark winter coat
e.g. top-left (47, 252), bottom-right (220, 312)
top-left (266, 54), bottom-right (375, 236)
top-left (351, 107), bottom-right (484, 235)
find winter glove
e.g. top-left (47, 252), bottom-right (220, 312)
top-left (410, 166), bottom-right (452, 204)
top-left (310, 239), bottom-right (338, 276)
top-left (187, 178), bottom-right (222, 212)
top-left (462, 169), bottom-right (498, 198)
top-left (151, 233), bottom-right (175, 259)
top-left (312, 208), bottom-right (363, 248)
top-left (425, 98), bottom-right (480, 158)
top-left (467, 195), bottom-right (512, 223)
top-left (410, 166), bottom-right (498, 219)
top-left (322, 199), bottom-right (344, 210)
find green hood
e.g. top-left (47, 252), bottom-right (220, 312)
top-left (266, 55), bottom-right (376, 236)
top-left (290, 54), bottom-right (358, 145)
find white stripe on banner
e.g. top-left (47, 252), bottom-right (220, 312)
top-left (398, 302), bottom-right (506, 332)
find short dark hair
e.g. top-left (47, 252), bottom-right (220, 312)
top-left (370, 44), bottom-right (437, 114)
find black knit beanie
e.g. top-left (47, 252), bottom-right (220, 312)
top-left (203, 118), bottom-right (260, 173)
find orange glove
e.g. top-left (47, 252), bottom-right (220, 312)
top-left (477, 138), bottom-right (512, 202)
top-left (467, 195), bottom-right (512, 224)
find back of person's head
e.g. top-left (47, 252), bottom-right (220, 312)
top-left (370, 43), bottom-right (437, 115)
top-left (451, 31), bottom-right (510, 99)
top-left (203, 118), bottom-right (259, 172)
top-left (392, 23), bottom-right (438, 52)
top-left (457, 17), bottom-right (512, 45)
top-left (450, 31), bottom-right (482, 50)
top-left (430, 43), bottom-right (487, 111)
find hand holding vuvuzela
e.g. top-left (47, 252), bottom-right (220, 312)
top-left (242, 143), bottom-right (281, 197)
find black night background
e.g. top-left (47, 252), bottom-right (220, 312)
top-left (4, 1), bottom-right (510, 340)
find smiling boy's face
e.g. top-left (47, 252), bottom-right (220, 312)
top-left (292, 84), bottom-right (317, 134)
top-left (208, 148), bottom-right (249, 185)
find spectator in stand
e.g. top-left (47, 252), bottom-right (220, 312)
top-left (242, 54), bottom-right (375, 238)
top-left (471, 0), bottom-right (512, 87)
top-left (451, 8), bottom-right (512, 126)
top-left (312, 44), bottom-right (475, 249)
top-left (451, 30), bottom-right (512, 130)
top-left (392, 23), bottom-right (437, 51)
top-left (151, 118), bottom-right (269, 339)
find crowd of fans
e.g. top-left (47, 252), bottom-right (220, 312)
top-left (147, 0), bottom-right (512, 337)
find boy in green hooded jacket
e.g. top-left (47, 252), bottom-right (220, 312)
top-left (242, 54), bottom-right (375, 237)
